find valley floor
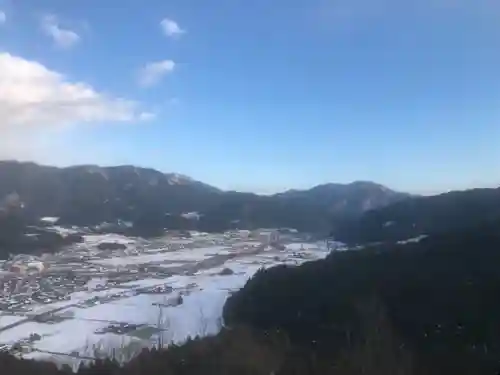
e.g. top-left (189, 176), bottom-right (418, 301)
top-left (0, 230), bottom-right (334, 368)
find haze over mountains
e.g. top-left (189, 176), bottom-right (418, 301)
top-left (0, 160), bottom-right (410, 234)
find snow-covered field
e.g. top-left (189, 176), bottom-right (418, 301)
top-left (89, 246), bottom-right (232, 266)
top-left (0, 315), bottom-right (25, 326)
top-left (0, 235), bottom-right (331, 368)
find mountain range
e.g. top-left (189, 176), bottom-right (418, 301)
top-left (0, 161), bottom-right (410, 235)
top-left (2, 160), bottom-right (499, 259)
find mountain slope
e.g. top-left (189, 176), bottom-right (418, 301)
top-left (277, 180), bottom-right (410, 217)
top-left (224, 219), bottom-right (500, 374)
top-left (0, 161), bottom-right (222, 225)
top-left (0, 161), bottom-right (408, 235)
top-left (332, 186), bottom-right (500, 244)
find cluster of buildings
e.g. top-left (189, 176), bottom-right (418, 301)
top-left (223, 229), bottom-right (281, 243)
top-left (0, 271), bottom-right (84, 313)
top-left (0, 227), bottom-right (315, 318)
top-left (2, 255), bottom-right (46, 275)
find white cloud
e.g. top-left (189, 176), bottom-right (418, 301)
top-left (160, 18), bottom-right (185, 38)
top-left (0, 11), bottom-right (6, 25)
top-left (138, 60), bottom-right (176, 87)
top-left (41, 14), bottom-right (80, 49)
top-left (0, 53), bottom-right (146, 160)
top-left (138, 111), bottom-right (156, 121)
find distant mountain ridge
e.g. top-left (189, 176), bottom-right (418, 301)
top-left (277, 180), bottom-right (409, 215)
top-left (0, 160), bottom-right (409, 235)
top-left (332, 186), bottom-right (500, 244)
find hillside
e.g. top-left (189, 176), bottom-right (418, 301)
top-left (331, 186), bottom-right (500, 244)
top-left (224, 220), bottom-right (500, 375)
top-left (0, 161), bottom-right (221, 226)
top-left (0, 161), bottom-right (408, 235)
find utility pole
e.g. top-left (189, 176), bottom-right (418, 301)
top-left (326, 236), bottom-right (336, 252)
top-left (152, 298), bottom-right (169, 349)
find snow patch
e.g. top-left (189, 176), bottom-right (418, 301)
top-left (40, 217), bottom-right (60, 224)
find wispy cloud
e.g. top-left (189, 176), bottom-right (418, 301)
top-left (0, 10), bottom-right (6, 25)
top-left (160, 18), bottom-right (185, 38)
top-left (41, 14), bottom-right (80, 49)
top-left (138, 60), bottom-right (176, 87)
top-left (138, 111), bottom-right (156, 121)
top-left (0, 52), bottom-right (148, 160)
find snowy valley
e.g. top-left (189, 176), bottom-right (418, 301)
top-left (0, 228), bottom-right (339, 369)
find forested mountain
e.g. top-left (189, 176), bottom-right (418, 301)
top-left (0, 161), bottom-right (408, 234)
top-left (0, 213), bottom-right (84, 259)
top-left (224, 219), bottom-right (500, 375)
top-left (0, 161), bottom-right (220, 226)
top-left (331, 186), bottom-right (500, 244)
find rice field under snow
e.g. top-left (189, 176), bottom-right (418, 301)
top-left (0, 235), bottom-right (331, 368)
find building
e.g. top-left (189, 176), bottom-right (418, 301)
top-left (256, 230), bottom-right (280, 244)
top-left (237, 230), bottom-right (251, 238)
top-left (26, 261), bottom-right (45, 273)
top-left (7, 259), bottom-right (45, 275)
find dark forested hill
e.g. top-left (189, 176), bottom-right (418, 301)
top-left (331, 187), bottom-right (500, 244)
top-left (0, 212), bottom-right (83, 259)
top-left (224, 220), bottom-right (500, 374)
top-left (0, 161), bottom-right (221, 225)
top-left (0, 161), bottom-right (408, 234)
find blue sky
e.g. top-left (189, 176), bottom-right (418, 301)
top-left (0, 0), bottom-right (499, 194)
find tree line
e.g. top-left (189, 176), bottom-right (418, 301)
top-left (224, 220), bottom-right (500, 374)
